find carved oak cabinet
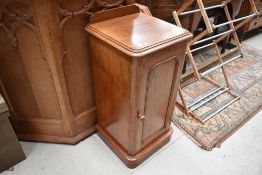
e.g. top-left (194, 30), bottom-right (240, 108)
top-left (0, 0), bottom-right (129, 144)
top-left (86, 5), bottom-right (191, 168)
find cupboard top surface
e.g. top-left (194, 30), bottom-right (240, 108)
top-left (86, 9), bottom-right (191, 57)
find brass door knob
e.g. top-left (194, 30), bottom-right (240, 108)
top-left (137, 114), bottom-right (146, 120)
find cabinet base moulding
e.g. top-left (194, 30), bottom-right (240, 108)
top-left (96, 125), bottom-right (173, 168)
top-left (15, 126), bottom-right (96, 145)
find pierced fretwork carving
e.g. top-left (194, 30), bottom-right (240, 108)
top-left (57, 0), bottom-right (95, 29)
top-left (57, 0), bottom-right (126, 29)
top-left (0, 6), bottom-right (35, 47)
top-left (95, 0), bottom-right (125, 10)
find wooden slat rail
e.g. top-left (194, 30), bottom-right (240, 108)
top-left (172, 0), bottom-right (258, 123)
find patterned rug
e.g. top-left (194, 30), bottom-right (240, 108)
top-left (173, 44), bottom-right (262, 150)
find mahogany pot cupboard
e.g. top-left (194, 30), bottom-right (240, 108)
top-left (86, 5), bottom-right (192, 168)
top-left (0, 0), bottom-right (135, 144)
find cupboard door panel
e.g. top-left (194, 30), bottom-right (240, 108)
top-left (0, 29), bottom-right (41, 118)
top-left (60, 13), bottom-right (95, 117)
top-left (0, 3), bottom-right (61, 120)
top-left (142, 57), bottom-right (176, 144)
top-left (16, 26), bottom-right (62, 119)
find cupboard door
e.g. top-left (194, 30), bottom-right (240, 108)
top-left (141, 56), bottom-right (177, 145)
top-left (0, 2), bottom-right (62, 120)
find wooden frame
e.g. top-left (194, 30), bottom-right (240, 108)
top-left (172, 0), bottom-right (258, 123)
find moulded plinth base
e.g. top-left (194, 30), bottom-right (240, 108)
top-left (96, 125), bottom-right (173, 168)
